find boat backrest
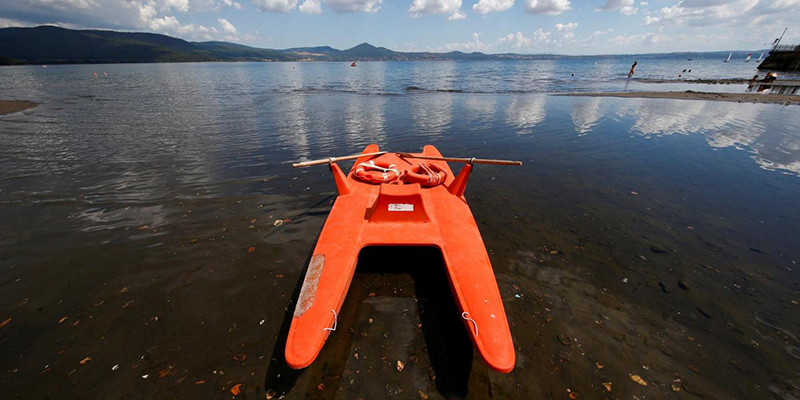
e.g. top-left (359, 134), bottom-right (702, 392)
top-left (365, 183), bottom-right (430, 223)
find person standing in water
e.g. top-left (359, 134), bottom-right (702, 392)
top-left (628, 61), bottom-right (637, 79)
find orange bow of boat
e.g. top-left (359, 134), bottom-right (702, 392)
top-left (284, 144), bottom-right (516, 374)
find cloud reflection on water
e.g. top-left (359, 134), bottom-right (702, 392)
top-left (505, 95), bottom-right (546, 134)
top-left (616, 98), bottom-right (800, 176)
top-left (412, 93), bottom-right (453, 138)
top-left (570, 97), bottom-right (604, 135)
top-left (463, 95), bottom-right (497, 130)
top-left (344, 95), bottom-right (387, 147)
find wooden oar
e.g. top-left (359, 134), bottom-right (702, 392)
top-left (292, 151), bottom-right (387, 168)
top-left (396, 153), bottom-right (522, 166)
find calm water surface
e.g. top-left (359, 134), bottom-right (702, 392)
top-left (1, 62), bottom-right (799, 399)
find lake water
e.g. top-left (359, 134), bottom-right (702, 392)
top-left (1, 61), bottom-right (800, 399)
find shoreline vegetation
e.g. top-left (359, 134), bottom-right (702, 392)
top-left (0, 100), bottom-right (39, 116)
top-left (1, 25), bottom-right (771, 65)
top-left (559, 91), bottom-right (800, 105)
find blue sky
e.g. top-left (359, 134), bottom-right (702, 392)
top-left (1, 0), bottom-right (798, 54)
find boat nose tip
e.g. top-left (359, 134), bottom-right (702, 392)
top-left (488, 352), bottom-right (516, 374)
top-left (284, 348), bottom-right (315, 370)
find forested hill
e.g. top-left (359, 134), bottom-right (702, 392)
top-left (0, 25), bottom-right (760, 65)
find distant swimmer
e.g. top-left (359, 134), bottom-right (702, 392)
top-left (351, 61), bottom-right (357, 67)
top-left (93, 71), bottom-right (97, 77)
top-left (628, 61), bottom-right (637, 79)
top-left (103, 72), bottom-right (108, 77)
top-left (682, 69), bottom-right (687, 73)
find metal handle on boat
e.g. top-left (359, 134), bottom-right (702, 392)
top-left (396, 153), bottom-right (522, 166)
top-left (292, 151), bottom-right (387, 168)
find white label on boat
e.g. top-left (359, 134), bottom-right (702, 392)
top-left (388, 203), bottom-right (414, 212)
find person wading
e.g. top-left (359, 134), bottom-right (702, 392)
top-left (628, 61), bottom-right (638, 79)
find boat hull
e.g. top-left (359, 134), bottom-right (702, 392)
top-left (284, 144), bottom-right (515, 373)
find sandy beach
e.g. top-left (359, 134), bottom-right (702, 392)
top-left (0, 100), bottom-right (39, 116)
top-left (559, 91), bottom-right (800, 106)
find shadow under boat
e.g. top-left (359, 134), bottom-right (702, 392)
top-left (265, 246), bottom-right (477, 399)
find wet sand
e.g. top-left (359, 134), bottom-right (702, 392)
top-left (0, 100), bottom-right (38, 116)
top-left (560, 91), bottom-right (800, 106)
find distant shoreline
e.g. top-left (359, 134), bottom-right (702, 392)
top-left (2, 26), bottom-right (775, 66)
top-left (558, 91), bottom-right (800, 106)
top-left (0, 100), bottom-right (39, 116)
top-left (635, 78), bottom-right (800, 85)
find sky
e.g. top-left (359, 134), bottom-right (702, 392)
top-left (0, 0), bottom-right (798, 55)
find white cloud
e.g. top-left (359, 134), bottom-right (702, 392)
top-left (643, 32), bottom-right (660, 44)
top-left (497, 28), bottom-right (554, 48)
top-left (495, 23), bottom-right (580, 50)
top-left (163, 0), bottom-right (190, 12)
top-left (197, 25), bottom-right (218, 34)
top-left (261, 0), bottom-right (381, 13)
top-left (555, 22), bottom-right (577, 31)
top-left (555, 22), bottom-right (577, 39)
top-left (590, 27), bottom-right (613, 38)
top-left (147, 15), bottom-right (183, 32)
top-left (441, 32), bottom-right (491, 52)
top-left (218, 17), bottom-right (237, 33)
top-left (448, 9), bottom-right (466, 19)
top-left (409, 0), bottom-right (464, 20)
top-left (220, 0), bottom-right (244, 9)
top-left (680, 0), bottom-right (739, 8)
top-left (251, 0), bottom-right (297, 12)
top-left (299, 0), bottom-right (322, 13)
top-left (473, 0), bottom-right (514, 14)
top-left (532, 28), bottom-right (552, 42)
top-left (0, 17), bottom-right (27, 28)
top-left (325, 0), bottom-right (382, 12)
top-left (22, 0), bottom-right (97, 10)
top-left (524, 0), bottom-right (571, 15)
top-left (601, 0), bottom-right (633, 10)
top-left (498, 31), bottom-right (531, 47)
top-left (640, 0), bottom-right (800, 29)
top-left (598, 0), bottom-right (636, 14)
top-left (640, 1), bottom-right (648, 5)
top-left (0, 0), bottom-right (261, 43)
top-left (608, 32), bottom-right (664, 46)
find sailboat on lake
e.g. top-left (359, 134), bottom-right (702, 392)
top-left (745, 53), bottom-right (752, 63)
top-left (757, 53), bottom-right (764, 62)
top-left (724, 52), bottom-right (732, 62)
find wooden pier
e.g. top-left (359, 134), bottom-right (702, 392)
top-left (758, 44), bottom-right (800, 71)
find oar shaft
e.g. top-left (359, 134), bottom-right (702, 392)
top-left (397, 153), bottom-right (522, 166)
top-left (292, 151), bottom-right (387, 168)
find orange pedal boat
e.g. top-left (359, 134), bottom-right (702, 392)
top-left (285, 144), bottom-right (515, 373)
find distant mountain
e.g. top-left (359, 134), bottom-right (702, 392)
top-left (0, 26), bottom-right (582, 65)
top-left (0, 25), bottom-right (775, 65)
top-left (193, 41), bottom-right (295, 61)
top-left (283, 46), bottom-right (339, 54)
top-left (0, 26), bottom-right (218, 64)
top-left (339, 43), bottom-right (396, 58)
